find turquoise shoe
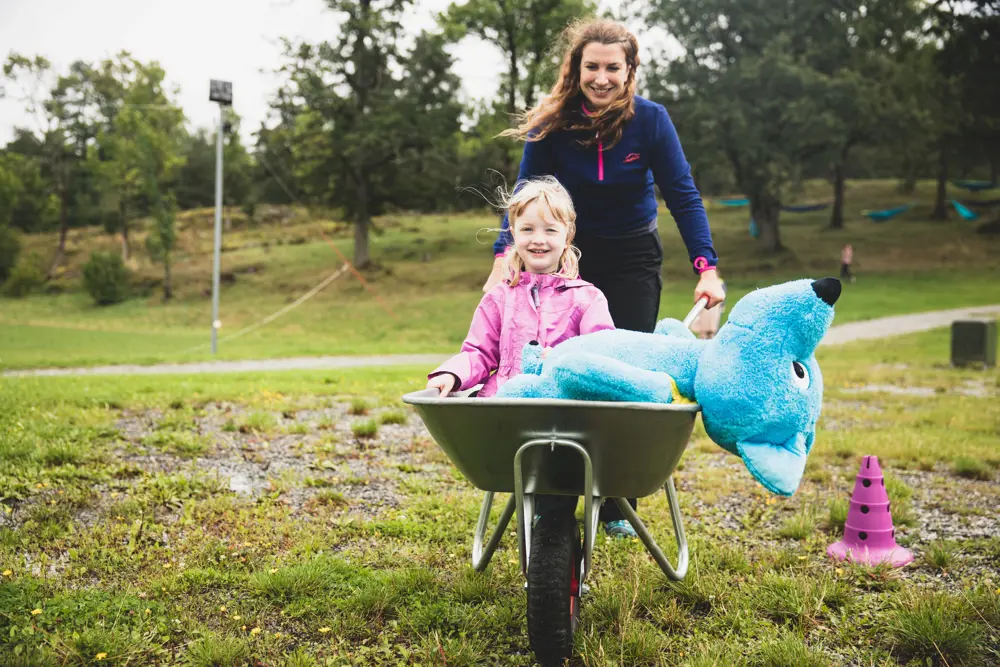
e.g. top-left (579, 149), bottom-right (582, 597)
top-left (604, 520), bottom-right (638, 539)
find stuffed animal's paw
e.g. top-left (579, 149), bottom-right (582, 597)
top-left (654, 318), bottom-right (696, 339)
top-left (550, 353), bottom-right (678, 403)
top-left (495, 373), bottom-right (563, 399)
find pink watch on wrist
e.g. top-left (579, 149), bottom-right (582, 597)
top-left (693, 256), bottom-right (716, 274)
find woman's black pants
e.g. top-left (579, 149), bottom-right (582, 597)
top-left (534, 231), bottom-right (663, 522)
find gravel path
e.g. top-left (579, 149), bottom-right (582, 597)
top-left (4, 304), bottom-right (999, 378)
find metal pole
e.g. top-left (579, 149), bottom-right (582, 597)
top-left (211, 104), bottom-right (224, 355)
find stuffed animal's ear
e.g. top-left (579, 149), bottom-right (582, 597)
top-left (654, 318), bottom-right (696, 339)
top-left (735, 432), bottom-right (811, 497)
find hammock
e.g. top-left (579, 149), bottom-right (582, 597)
top-left (965, 198), bottom-right (1000, 209)
top-left (782, 202), bottom-right (830, 213)
top-left (952, 200), bottom-right (978, 220)
top-left (862, 204), bottom-right (911, 222)
top-left (749, 218), bottom-right (760, 238)
top-left (720, 198), bottom-right (829, 212)
top-left (951, 180), bottom-right (997, 192)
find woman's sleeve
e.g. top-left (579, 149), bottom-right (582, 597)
top-left (428, 294), bottom-right (504, 390)
top-left (578, 290), bottom-right (616, 335)
top-left (493, 136), bottom-right (555, 256)
top-left (648, 105), bottom-right (719, 272)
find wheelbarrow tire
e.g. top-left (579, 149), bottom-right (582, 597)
top-left (527, 511), bottom-right (581, 666)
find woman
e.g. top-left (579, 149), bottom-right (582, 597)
top-left (484, 18), bottom-right (726, 539)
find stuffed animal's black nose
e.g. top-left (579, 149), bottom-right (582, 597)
top-left (811, 278), bottom-right (841, 306)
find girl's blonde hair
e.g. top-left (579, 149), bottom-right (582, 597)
top-left (499, 176), bottom-right (580, 286)
top-left (499, 18), bottom-right (640, 150)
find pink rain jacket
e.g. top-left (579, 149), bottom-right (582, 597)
top-left (429, 272), bottom-right (615, 397)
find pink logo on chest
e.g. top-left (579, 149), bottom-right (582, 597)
top-left (623, 152), bottom-right (641, 163)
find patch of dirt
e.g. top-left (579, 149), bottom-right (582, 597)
top-left (676, 449), bottom-right (1000, 590)
top-left (108, 400), bottom-right (450, 522)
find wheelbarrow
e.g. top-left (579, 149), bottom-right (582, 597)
top-left (402, 299), bottom-right (708, 666)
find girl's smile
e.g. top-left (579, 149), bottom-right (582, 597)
top-left (514, 200), bottom-right (568, 274)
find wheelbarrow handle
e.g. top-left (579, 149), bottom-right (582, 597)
top-left (682, 297), bottom-right (709, 330)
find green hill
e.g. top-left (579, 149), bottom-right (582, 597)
top-left (2, 179), bottom-right (999, 371)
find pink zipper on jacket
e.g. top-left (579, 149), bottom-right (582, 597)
top-left (581, 103), bottom-right (604, 182)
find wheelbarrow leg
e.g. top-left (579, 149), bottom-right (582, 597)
top-left (472, 491), bottom-right (516, 572)
top-left (583, 494), bottom-right (601, 585)
top-left (611, 476), bottom-right (689, 580)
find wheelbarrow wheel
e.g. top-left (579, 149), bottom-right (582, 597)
top-left (527, 511), bottom-right (581, 666)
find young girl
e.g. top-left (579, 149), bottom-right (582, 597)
top-left (427, 177), bottom-right (615, 397)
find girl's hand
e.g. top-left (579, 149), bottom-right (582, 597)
top-left (427, 373), bottom-right (458, 397)
top-left (694, 269), bottom-right (726, 309)
top-left (482, 256), bottom-right (504, 293)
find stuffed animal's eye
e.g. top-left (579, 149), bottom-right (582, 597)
top-left (791, 361), bottom-right (809, 389)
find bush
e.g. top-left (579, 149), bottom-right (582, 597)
top-left (2, 254), bottom-right (45, 297)
top-left (0, 225), bottom-right (21, 283)
top-left (82, 251), bottom-right (130, 305)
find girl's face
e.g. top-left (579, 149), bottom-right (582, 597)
top-left (579, 42), bottom-right (628, 109)
top-left (514, 200), bottom-right (568, 275)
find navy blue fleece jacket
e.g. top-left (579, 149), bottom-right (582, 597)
top-left (494, 96), bottom-right (718, 273)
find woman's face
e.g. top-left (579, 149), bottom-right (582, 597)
top-left (579, 42), bottom-right (628, 109)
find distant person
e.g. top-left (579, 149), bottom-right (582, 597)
top-left (481, 18), bottom-right (726, 538)
top-left (690, 278), bottom-right (727, 340)
top-left (426, 177), bottom-right (614, 398)
top-left (840, 243), bottom-right (855, 283)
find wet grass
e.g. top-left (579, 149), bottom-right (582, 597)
top-left (0, 328), bottom-right (998, 665)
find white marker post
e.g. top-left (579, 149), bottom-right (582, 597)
top-left (208, 80), bottom-right (232, 355)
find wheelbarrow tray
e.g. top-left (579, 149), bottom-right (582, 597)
top-left (403, 389), bottom-right (699, 499)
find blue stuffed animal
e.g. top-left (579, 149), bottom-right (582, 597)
top-left (496, 278), bottom-right (841, 496)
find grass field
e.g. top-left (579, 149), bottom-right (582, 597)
top-left (2, 179), bottom-right (1000, 370)
top-left (1, 326), bottom-right (997, 665)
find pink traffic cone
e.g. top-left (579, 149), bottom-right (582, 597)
top-left (827, 455), bottom-right (913, 567)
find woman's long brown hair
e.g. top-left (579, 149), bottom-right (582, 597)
top-left (499, 18), bottom-right (640, 149)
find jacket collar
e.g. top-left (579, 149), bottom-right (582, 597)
top-left (510, 272), bottom-right (591, 291)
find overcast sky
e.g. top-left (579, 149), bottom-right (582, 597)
top-left (0, 0), bottom-right (662, 146)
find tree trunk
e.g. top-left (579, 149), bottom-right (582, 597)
top-left (163, 255), bottom-right (172, 302)
top-left (829, 145), bottom-right (849, 230)
top-left (48, 183), bottom-right (70, 279)
top-left (505, 30), bottom-right (518, 118)
top-left (119, 199), bottom-right (130, 261)
top-left (991, 155), bottom-right (997, 185)
top-left (931, 142), bottom-right (949, 220)
top-left (354, 181), bottom-right (371, 268)
top-left (354, 218), bottom-right (370, 269)
top-left (503, 12), bottom-right (519, 183)
top-left (751, 193), bottom-right (783, 252)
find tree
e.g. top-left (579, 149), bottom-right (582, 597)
top-left (958, 12), bottom-right (1000, 184)
top-left (644, 0), bottom-right (846, 252)
top-left (251, 121), bottom-right (300, 206)
top-left (275, 0), bottom-right (462, 267)
top-left (1, 133), bottom-right (61, 235)
top-left (3, 55), bottom-right (85, 275)
top-left (920, 0), bottom-right (1000, 219)
top-left (88, 54), bottom-right (185, 261)
top-left (807, 0), bottom-right (922, 229)
top-left (439, 0), bottom-right (595, 180)
top-left (175, 116), bottom-right (253, 213)
top-left (145, 192), bottom-right (177, 301)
